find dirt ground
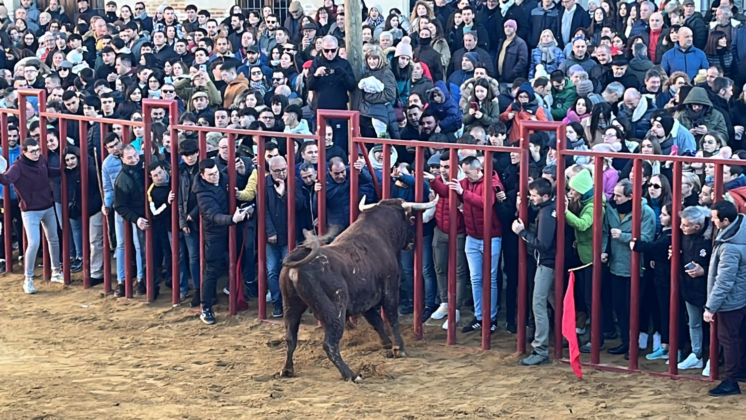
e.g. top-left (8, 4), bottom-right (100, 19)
top-left (1, 273), bottom-right (745, 420)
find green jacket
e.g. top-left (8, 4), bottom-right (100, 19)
top-left (550, 78), bottom-right (577, 121)
top-left (565, 194), bottom-right (605, 265)
top-left (462, 99), bottom-right (501, 130)
top-left (602, 200), bottom-right (656, 277)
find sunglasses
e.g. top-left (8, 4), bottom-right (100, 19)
top-left (649, 184), bottom-right (661, 190)
top-left (323, 48), bottom-right (337, 53)
top-left (162, 89), bottom-right (174, 94)
top-left (251, 71), bottom-right (262, 75)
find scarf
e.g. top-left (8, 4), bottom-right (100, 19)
top-left (250, 80), bottom-right (266, 95)
top-left (539, 40), bottom-right (558, 64)
top-left (364, 15), bottom-right (384, 29)
top-left (687, 104), bottom-right (708, 127)
top-left (610, 199), bottom-right (632, 214)
top-left (501, 0), bottom-right (515, 16)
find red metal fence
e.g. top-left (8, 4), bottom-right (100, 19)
top-left (0, 91), bottom-right (726, 382)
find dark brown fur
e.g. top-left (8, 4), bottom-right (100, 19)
top-left (279, 199), bottom-right (414, 381)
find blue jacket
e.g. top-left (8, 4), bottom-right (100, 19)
top-left (0, 146), bottom-right (21, 201)
top-left (427, 81), bottom-right (462, 134)
top-left (102, 153), bottom-right (122, 208)
top-left (733, 26), bottom-right (746, 65)
top-left (660, 44), bottom-right (709, 80)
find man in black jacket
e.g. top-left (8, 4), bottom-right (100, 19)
top-left (556, 0), bottom-right (591, 48)
top-left (529, 0), bottom-right (560, 48)
top-left (452, 6), bottom-right (491, 51)
top-left (683, 0), bottom-right (708, 50)
top-left (177, 140), bottom-right (202, 308)
top-left (194, 159), bottom-right (250, 325)
top-left (113, 144), bottom-right (149, 296)
top-left (477, 0), bottom-right (505, 52)
top-left (296, 162), bottom-right (317, 238)
top-left (512, 178), bottom-right (557, 366)
top-left (152, 31), bottom-right (179, 68)
top-left (307, 35), bottom-right (356, 112)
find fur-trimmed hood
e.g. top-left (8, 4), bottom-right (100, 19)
top-left (458, 76), bottom-right (499, 111)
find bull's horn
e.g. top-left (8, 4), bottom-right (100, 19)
top-left (402, 197), bottom-right (439, 211)
top-left (359, 196), bottom-right (378, 212)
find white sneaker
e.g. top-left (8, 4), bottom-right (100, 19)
top-left (653, 332), bottom-right (662, 352)
top-left (441, 310), bottom-right (460, 330)
top-left (702, 359), bottom-right (711, 377)
top-left (223, 287), bottom-right (230, 296)
top-left (638, 332), bottom-right (649, 350)
top-left (23, 278), bottom-right (36, 294)
top-left (678, 353), bottom-right (703, 370)
top-left (431, 303), bottom-right (448, 320)
top-left (265, 291), bottom-right (272, 302)
top-left (50, 271), bottom-right (64, 284)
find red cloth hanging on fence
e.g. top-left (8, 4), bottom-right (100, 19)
top-left (563, 270), bottom-right (583, 379)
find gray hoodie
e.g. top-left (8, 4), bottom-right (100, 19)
top-left (706, 214), bottom-right (746, 313)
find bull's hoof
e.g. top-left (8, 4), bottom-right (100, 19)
top-left (280, 368), bottom-right (294, 377)
top-left (344, 374), bottom-right (362, 383)
top-left (353, 375), bottom-right (363, 383)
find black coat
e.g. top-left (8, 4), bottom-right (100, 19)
top-left (178, 162), bottom-right (200, 232)
top-left (414, 42), bottom-right (444, 82)
top-left (451, 23), bottom-right (491, 52)
top-left (193, 172), bottom-right (235, 242)
top-left (495, 37), bottom-right (529, 83)
top-left (633, 227), bottom-right (672, 289)
top-left (528, 5), bottom-right (560, 48)
top-left (307, 54), bottom-right (356, 111)
top-left (477, 6), bottom-right (505, 50)
top-left (684, 13), bottom-right (708, 50)
top-left (65, 158), bottom-right (103, 220)
top-left (556, 5), bottom-right (592, 48)
top-left (153, 44), bottom-right (179, 68)
top-left (113, 161), bottom-right (146, 224)
top-left (503, 4), bottom-right (531, 45)
top-left (680, 219), bottom-right (713, 307)
top-left (519, 199), bottom-right (557, 268)
top-left (264, 175), bottom-right (305, 247)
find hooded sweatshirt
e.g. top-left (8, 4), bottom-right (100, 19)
top-left (564, 169), bottom-right (605, 265)
top-left (706, 214), bottom-right (746, 313)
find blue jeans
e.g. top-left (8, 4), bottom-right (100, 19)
top-left (113, 213), bottom-right (143, 282)
top-left (54, 202), bottom-right (77, 259)
top-left (400, 235), bottom-right (437, 307)
top-left (465, 236), bottom-right (502, 322)
top-left (20, 207), bottom-right (61, 278)
top-left (69, 217), bottom-right (83, 260)
top-left (180, 229), bottom-right (201, 291)
top-left (266, 243), bottom-right (288, 304)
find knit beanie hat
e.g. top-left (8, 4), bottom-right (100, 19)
top-left (463, 52), bottom-right (479, 66)
top-left (395, 37), bottom-right (413, 58)
top-left (569, 169), bottom-right (593, 194)
top-left (655, 115), bottom-right (675, 138)
top-left (576, 80), bottom-right (594, 97)
top-left (568, 64), bottom-right (584, 78)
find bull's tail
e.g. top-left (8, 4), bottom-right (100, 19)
top-left (282, 227), bottom-right (339, 268)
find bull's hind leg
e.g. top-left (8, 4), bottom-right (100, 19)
top-left (280, 295), bottom-right (307, 378)
top-left (321, 316), bottom-right (360, 382)
top-left (381, 292), bottom-right (407, 358)
top-left (362, 305), bottom-right (393, 350)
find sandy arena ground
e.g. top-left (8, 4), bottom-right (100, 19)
top-left (1, 272), bottom-right (745, 420)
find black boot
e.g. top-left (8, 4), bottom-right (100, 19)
top-left (709, 381), bottom-right (741, 397)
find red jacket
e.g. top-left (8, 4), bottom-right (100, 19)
top-left (430, 177), bottom-right (466, 234)
top-left (459, 171), bottom-right (504, 239)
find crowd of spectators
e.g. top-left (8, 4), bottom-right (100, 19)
top-left (0, 0), bottom-right (745, 396)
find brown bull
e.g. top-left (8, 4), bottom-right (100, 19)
top-left (279, 197), bottom-right (437, 381)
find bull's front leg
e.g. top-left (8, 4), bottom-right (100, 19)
top-left (381, 278), bottom-right (406, 358)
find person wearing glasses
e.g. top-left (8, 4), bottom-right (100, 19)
top-left (133, 1), bottom-right (153, 34)
top-left (0, 138), bottom-right (64, 294)
top-left (307, 35), bottom-right (356, 113)
top-left (259, 13), bottom-right (280, 56)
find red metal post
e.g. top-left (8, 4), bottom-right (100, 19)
top-left (98, 124), bottom-right (111, 293)
top-left (142, 106), bottom-right (155, 303)
top-left (516, 136), bottom-right (529, 354)
top-left (413, 146), bottom-right (424, 341)
top-left (169, 100), bottom-right (180, 306)
top-left (78, 120), bottom-right (91, 288)
top-left (0, 112), bottom-right (11, 273)
top-left (257, 135), bottom-right (268, 319)
top-left (481, 151), bottom-right (493, 351)
top-left (554, 126), bottom-right (566, 360)
top-left (381, 144), bottom-right (391, 199)
top-left (316, 118), bottom-right (327, 236)
top-left (122, 127), bottom-right (134, 299)
top-left (629, 160), bottom-right (643, 369)
top-left (286, 137), bottom-right (296, 250)
top-left (227, 133), bottom-right (238, 316)
top-left (59, 120), bottom-right (71, 285)
top-left (591, 157), bottom-right (604, 364)
top-left (669, 161), bottom-right (683, 374)
top-left (446, 150), bottom-right (458, 344)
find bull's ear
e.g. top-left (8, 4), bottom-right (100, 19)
top-left (302, 229), bottom-right (314, 240)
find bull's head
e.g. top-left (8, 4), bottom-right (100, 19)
top-left (359, 197), bottom-right (438, 250)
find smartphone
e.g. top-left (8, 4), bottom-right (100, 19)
top-left (470, 102), bottom-right (479, 111)
top-left (199, 64), bottom-right (207, 72)
top-left (685, 262), bottom-right (696, 271)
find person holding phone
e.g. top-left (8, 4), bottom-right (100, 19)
top-left (462, 78), bottom-right (500, 131)
top-left (499, 82), bottom-right (547, 145)
top-left (677, 206), bottom-right (714, 373)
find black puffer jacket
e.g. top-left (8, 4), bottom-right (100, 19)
top-left (113, 161), bottom-right (146, 224)
top-left (193, 172), bottom-right (236, 242)
top-left (633, 227), bottom-right (672, 289)
top-left (66, 158), bottom-right (103, 220)
top-left (519, 198), bottom-right (557, 268)
top-left (178, 162), bottom-right (200, 232)
top-left (680, 218), bottom-right (713, 307)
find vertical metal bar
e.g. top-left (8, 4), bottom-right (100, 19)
top-left (629, 159), bottom-right (642, 369)
top-left (79, 120), bottom-right (91, 289)
top-left (59, 119), bottom-right (71, 285)
top-left (669, 161), bottom-right (683, 375)
top-left (554, 126), bottom-right (567, 360)
top-left (481, 151), bottom-right (493, 351)
top-left (227, 133), bottom-right (238, 316)
top-left (257, 135), bottom-right (267, 319)
top-left (710, 163), bottom-right (724, 381)
top-left (413, 146), bottom-right (424, 341)
top-left (1, 112), bottom-right (11, 273)
top-left (516, 136), bottom-right (529, 354)
top-left (198, 130), bottom-right (207, 307)
top-left (37, 91), bottom-right (50, 281)
top-left (591, 157), bottom-right (604, 364)
top-left (382, 144), bottom-right (391, 199)
top-left (286, 137), bottom-right (296, 250)
top-left (316, 117), bottom-right (327, 235)
top-left (141, 110), bottom-right (154, 303)
top-left (169, 101), bottom-right (180, 306)
top-left (99, 124), bottom-right (111, 293)
top-left (446, 149), bottom-right (458, 345)
top-left (122, 125), bottom-right (133, 299)
top-left (349, 140), bottom-right (359, 225)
